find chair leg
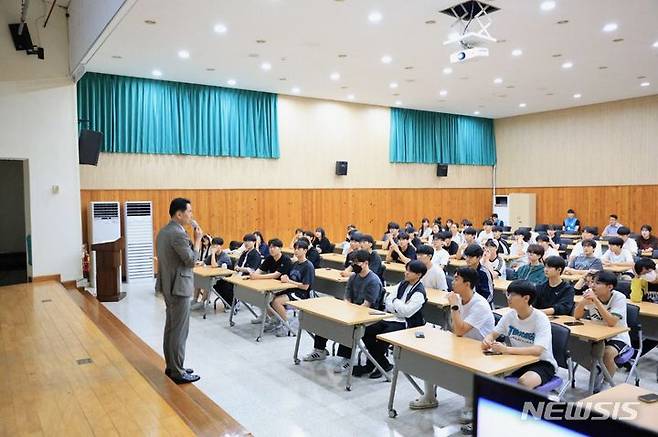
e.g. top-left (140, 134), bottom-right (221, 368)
top-left (571, 363), bottom-right (578, 388)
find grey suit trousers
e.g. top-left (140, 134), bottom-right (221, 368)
top-left (163, 292), bottom-right (191, 377)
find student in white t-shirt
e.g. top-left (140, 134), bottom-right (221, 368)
top-left (410, 267), bottom-right (494, 426)
top-left (482, 280), bottom-right (557, 389)
top-left (601, 237), bottom-right (635, 276)
top-left (509, 229), bottom-right (530, 268)
top-left (416, 244), bottom-right (448, 291)
top-left (537, 234), bottom-right (560, 259)
top-left (569, 227), bottom-right (603, 260)
top-left (477, 220), bottom-right (495, 245)
top-left (482, 239), bottom-right (506, 279)
top-left (430, 233), bottom-right (450, 268)
top-left (617, 226), bottom-right (638, 257)
top-left (574, 271), bottom-right (631, 379)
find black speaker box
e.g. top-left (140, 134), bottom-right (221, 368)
top-left (437, 164), bottom-right (448, 177)
top-left (335, 161), bottom-right (348, 176)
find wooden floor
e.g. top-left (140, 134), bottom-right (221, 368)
top-left (0, 282), bottom-right (248, 436)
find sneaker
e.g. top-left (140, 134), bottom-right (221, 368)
top-left (460, 423), bottom-right (473, 435)
top-left (409, 398), bottom-right (439, 410)
top-left (352, 364), bottom-right (374, 377)
top-left (333, 358), bottom-right (351, 373)
top-left (264, 320), bottom-right (282, 333)
top-left (251, 315), bottom-right (268, 324)
top-left (369, 362), bottom-right (393, 379)
top-left (303, 349), bottom-right (329, 362)
top-left (459, 407), bottom-right (473, 424)
top-left (275, 324), bottom-right (294, 337)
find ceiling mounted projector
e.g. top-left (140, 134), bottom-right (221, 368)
top-left (450, 47), bottom-right (489, 63)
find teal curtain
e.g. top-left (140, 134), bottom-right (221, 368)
top-left (389, 107), bottom-right (496, 165)
top-left (77, 72), bottom-right (279, 158)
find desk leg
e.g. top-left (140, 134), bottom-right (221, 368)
top-left (346, 329), bottom-right (359, 391)
top-left (293, 311), bottom-right (304, 365)
top-left (357, 339), bottom-right (392, 382)
top-left (403, 373), bottom-right (424, 395)
top-left (387, 346), bottom-right (401, 418)
top-left (587, 341), bottom-right (615, 394)
top-left (228, 296), bottom-right (237, 327)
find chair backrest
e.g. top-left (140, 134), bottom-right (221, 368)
top-left (518, 227), bottom-right (531, 233)
top-left (503, 226), bottom-right (511, 232)
top-left (616, 281), bottom-right (631, 298)
top-left (506, 268), bottom-right (516, 280)
top-left (550, 322), bottom-right (571, 369)
top-left (493, 312), bottom-right (502, 324)
top-left (534, 224), bottom-right (548, 233)
top-left (653, 249), bottom-right (658, 259)
top-left (626, 303), bottom-right (641, 347)
top-left (446, 274), bottom-right (453, 292)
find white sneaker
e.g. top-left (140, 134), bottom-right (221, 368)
top-left (459, 407), bottom-right (473, 424)
top-left (333, 358), bottom-right (351, 373)
top-left (303, 349), bottom-right (329, 362)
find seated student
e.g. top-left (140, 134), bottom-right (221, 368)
top-left (198, 234), bottom-right (212, 263)
top-left (409, 267), bottom-right (494, 421)
top-left (303, 250), bottom-right (382, 371)
top-left (387, 231), bottom-right (417, 264)
top-left (416, 245), bottom-right (448, 290)
top-left (254, 231), bottom-right (269, 257)
top-left (267, 239), bottom-right (315, 337)
top-left (341, 224), bottom-right (358, 254)
top-left (534, 256), bottom-right (575, 316)
top-left (631, 258), bottom-right (658, 302)
top-left (463, 244), bottom-right (494, 304)
top-left (250, 239), bottom-right (292, 280)
top-left (349, 234), bottom-right (383, 280)
top-left (636, 224), bottom-right (658, 257)
top-left (234, 234), bottom-right (262, 275)
top-left (444, 218), bottom-right (454, 232)
top-left (601, 237), bottom-right (635, 277)
top-left (482, 280), bottom-right (557, 389)
top-left (341, 228), bottom-right (360, 255)
top-left (419, 217), bottom-right (432, 242)
top-left (450, 222), bottom-right (465, 247)
top-left (569, 227), bottom-right (603, 260)
top-left (574, 271), bottom-right (631, 380)
top-left (573, 271), bottom-right (597, 295)
top-left (491, 213), bottom-right (504, 228)
top-left (290, 228), bottom-right (304, 249)
top-left (617, 226), bottom-right (638, 256)
top-left (430, 222), bottom-right (442, 241)
top-left (509, 229), bottom-right (530, 268)
top-left (492, 226), bottom-right (511, 255)
top-left (602, 214), bottom-right (622, 237)
top-left (302, 231), bottom-right (322, 268)
top-left (455, 227), bottom-right (478, 259)
top-left (545, 224), bottom-right (563, 249)
top-left (482, 239), bottom-right (506, 279)
top-left (442, 230), bottom-right (459, 256)
top-left (536, 234), bottom-right (560, 259)
top-left (381, 221), bottom-right (401, 250)
top-left (562, 209), bottom-right (581, 233)
top-left (353, 260), bottom-right (428, 378)
top-left (404, 226), bottom-right (422, 250)
top-left (477, 220), bottom-right (495, 245)
top-left (312, 227), bottom-right (333, 254)
top-left (430, 233), bottom-right (450, 268)
top-left (515, 244), bottom-right (547, 285)
top-left (342, 232), bottom-right (363, 272)
top-left (565, 239), bottom-right (603, 274)
top-left (191, 237), bottom-right (233, 310)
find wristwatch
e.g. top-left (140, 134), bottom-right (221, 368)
top-left (451, 305), bottom-right (460, 311)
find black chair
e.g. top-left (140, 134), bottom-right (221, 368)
top-left (505, 268), bottom-right (516, 280)
top-left (503, 226), bottom-right (511, 232)
top-left (534, 224), bottom-right (548, 233)
top-left (446, 274), bottom-right (453, 292)
top-left (618, 304), bottom-right (642, 386)
top-left (653, 249), bottom-right (658, 259)
top-left (616, 280), bottom-right (631, 298)
top-left (493, 312), bottom-right (502, 324)
top-left (518, 226), bottom-right (532, 233)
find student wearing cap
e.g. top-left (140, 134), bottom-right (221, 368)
top-left (482, 280), bottom-right (557, 389)
top-left (303, 250), bottom-right (383, 372)
top-left (565, 240), bottom-right (603, 275)
top-left (234, 233), bottom-right (262, 275)
top-left (569, 227), bottom-right (603, 260)
top-left (631, 258), bottom-right (658, 303)
top-left (602, 214), bottom-right (623, 237)
top-left (477, 220), bottom-right (495, 245)
top-left (416, 245), bottom-right (448, 290)
top-left (617, 226), bottom-right (638, 256)
top-left (353, 260), bottom-right (428, 379)
top-left (534, 256), bottom-right (575, 316)
top-left (601, 237), bottom-right (635, 277)
top-left (563, 209), bottom-right (581, 233)
top-left (482, 239), bottom-right (506, 279)
top-left (574, 271), bottom-right (631, 379)
top-left (387, 231), bottom-right (417, 264)
top-left (515, 244), bottom-right (547, 285)
top-left (463, 244), bottom-right (494, 304)
top-left (430, 232), bottom-right (450, 269)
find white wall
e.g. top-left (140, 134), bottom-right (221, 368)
top-left (0, 0), bottom-right (82, 281)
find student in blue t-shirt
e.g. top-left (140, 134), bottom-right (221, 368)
top-left (563, 209), bottom-right (581, 233)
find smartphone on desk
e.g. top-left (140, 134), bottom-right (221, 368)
top-left (483, 350), bottom-right (502, 356)
top-left (638, 393), bottom-right (658, 403)
top-left (564, 321), bottom-right (584, 326)
top-left (415, 331), bottom-right (425, 339)
top-left (368, 310), bottom-right (386, 316)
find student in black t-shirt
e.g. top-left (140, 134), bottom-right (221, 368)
top-left (302, 231), bottom-right (322, 268)
top-left (534, 256), bottom-right (575, 316)
top-left (235, 234), bottom-right (262, 275)
top-left (343, 234), bottom-right (384, 281)
top-left (382, 222), bottom-right (401, 250)
top-left (250, 238), bottom-right (292, 280)
top-left (441, 231), bottom-right (459, 256)
top-left (387, 231), bottom-right (417, 264)
top-left (312, 227), bottom-right (333, 254)
top-left (492, 226), bottom-right (511, 255)
top-left (342, 232), bottom-right (362, 271)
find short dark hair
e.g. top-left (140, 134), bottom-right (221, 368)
top-left (608, 237), bottom-right (624, 247)
top-left (610, 214), bottom-right (618, 220)
top-left (359, 234), bottom-right (375, 245)
top-left (483, 219), bottom-right (494, 226)
top-left (595, 271), bottom-right (617, 288)
top-left (493, 225), bottom-right (504, 232)
top-left (507, 280), bottom-right (537, 305)
top-left (583, 226), bottom-right (597, 235)
top-left (527, 244), bottom-right (545, 258)
top-left (635, 258), bottom-right (656, 275)
top-left (169, 198), bottom-right (190, 217)
top-left (455, 267), bottom-right (479, 289)
top-left (484, 239), bottom-right (498, 249)
top-left (547, 224), bottom-right (558, 231)
top-left (514, 229), bottom-right (530, 241)
top-left (398, 231), bottom-right (410, 240)
top-left (349, 232), bottom-right (362, 242)
top-left (303, 230), bottom-right (315, 238)
top-left (295, 227), bottom-right (304, 234)
top-left (243, 233), bottom-right (257, 242)
top-left (567, 209), bottom-right (575, 214)
top-left (211, 237), bottom-right (224, 246)
top-left (463, 227), bottom-right (477, 236)
top-left (641, 224), bottom-right (653, 233)
top-left (268, 238), bottom-right (283, 248)
top-left (544, 255), bottom-right (566, 273)
top-left (388, 222), bottom-right (400, 230)
top-left (293, 239), bottom-right (309, 250)
top-left (464, 244), bottom-right (483, 258)
top-left (536, 234), bottom-right (550, 243)
top-left (491, 213), bottom-right (498, 218)
top-left (581, 239), bottom-right (597, 249)
top-left (617, 226), bottom-right (631, 236)
top-left (406, 260), bottom-right (427, 277)
top-left (347, 224), bottom-right (357, 230)
top-left (354, 250), bottom-right (370, 263)
top-left (416, 244), bottom-right (434, 257)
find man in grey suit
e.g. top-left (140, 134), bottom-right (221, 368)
top-left (156, 198), bottom-right (202, 384)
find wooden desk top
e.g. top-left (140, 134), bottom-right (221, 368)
top-left (494, 307), bottom-right (629, 342)
top-left (494, 279), bottom-right (511, 292)
top-left (561, 273), bottom-right (586, 282)
top-left (320, 253), bottom-right (346, 263)
top-left (375, 249), bottom-right (388, 257)
top-left (449, 259), bottom-right (467, 268)
top-left (581, 384), bottom-right (658, 432)
top-left (288, 296), bottom-right (390, 326)
top-left (603, 264), bottom-right (632, 273)
top-left (192, 266), bottom-right (233, 277)
top-left (561, 234), bottom-right (580, 239)
top-left (383, 261), bottom-right (406, 273)
top-left (222, 275), bottom-right (297, 292)
top-left (378, 326), bottom-right (539, 375)
top-left (314, 267), bottom-right (350, 283)
top-left (281, 247), bottom-right (294, 255)
top-left (426, 288), bottom-right (450, 307)
top-left (575, 295), bottom-right (658, 318)
top-left (502, 254), bottom-right (521, 261)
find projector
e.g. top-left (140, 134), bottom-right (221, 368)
top-left (450, 47), bottom-right (489, 63)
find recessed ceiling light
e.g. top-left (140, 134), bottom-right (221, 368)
top-left (278, 77), bottom-right (287, 81)
top-left (205, 67), bottom-right (215, 71)
top-left (389, 82), bottom-right (398, 89)
top-left (439, 89), bottom-right (448, 97)
top-left (213, 23), bottom-right (227, 34)
top-left (653, 41), bottom-right (658, 48)
top-left (443, 67), bottom-right (453, 74)
top-left (552, 53), bottom-right (562, 58)
top-left (473, 110), bottom-right (481, 115)
top-left (573, 93), bottom-right (582, 99)
top-left (556, 19), bottom-right (569, 25)
top-left (395, 100), bottom-right (402, 105)
top-left (512, 49), bottom-right (523, 56)
top-left (561, 61), bottom-right (573, 69)
top-left (151, 69), bottom-right (162, 77)
top-left (612, 38), bottom-right (624, 43)
top-left (641, 82), bottom-right (651, 87)
top-left (493, 77), bottom-right (503, 84)
top-left (226, 79), bottom-right (236, 86)
top-left (368, 11), bottom-right (382, 23)
top-left (519, 103), bottom-right (527, 108)
top-left (292, 87), bottom-right (300, 94)
top-left (260, 62), bottom-right (271, 71)
top-left (178, 50), bottom-right (190, 59)
top-left (404, 66), bottom-right (414, 70)
top-left (540, 1), bottom-right (556, 11)
top-left (330, 72), bottom-right (340, 81)
top-left (111, 55), bottom-right (123, 59)
top-left (338, 54), bottom-right (348, 58)
top-left (598, 65), bottom-right (608, 70)
top-left (425, 20), bottom-right (436, 25)
top-left (638, 75), bottom-right (647, 79)
top-left (248, 53), bottom-right (259, 58)
top-left (347, 94), bottom-right (355, 100)
top-left (603, 22), bottom-right (618, 32)
top-left (144, 19), bottom-right (157, 25)
top-left (256, 39), bottom-right (266, 44)
top-left (381, 55), bottom-right (393, 64)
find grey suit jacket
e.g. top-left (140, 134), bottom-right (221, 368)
top-left (155, 220), bottom-right (198, 298)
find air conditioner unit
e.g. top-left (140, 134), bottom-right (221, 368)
top-left (123, 201), bottom-right (154, 282)
top-left (87, 201), bottom-right (121, 288)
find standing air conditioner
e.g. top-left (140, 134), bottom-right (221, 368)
top-left (123, 201), bottom-right (154, 282)
top-left (87, 201), bottom-right (121, 288)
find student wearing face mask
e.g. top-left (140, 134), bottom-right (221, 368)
top-left (630, 258), bottom-right (658, 303)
